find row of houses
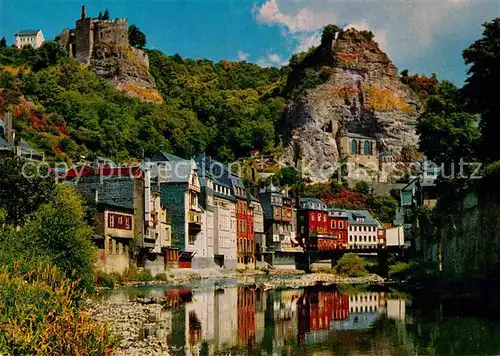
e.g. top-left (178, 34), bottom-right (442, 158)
top-left (59, 150), bottom-right (403, 274)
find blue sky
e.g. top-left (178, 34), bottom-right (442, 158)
top-left (1, 0), bottom-right (499, 85)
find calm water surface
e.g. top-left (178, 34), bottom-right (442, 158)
top-left (102, 282), bottom-right (500, 355)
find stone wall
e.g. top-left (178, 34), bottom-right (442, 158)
top-left (440, 192), bottom-right (500, 278)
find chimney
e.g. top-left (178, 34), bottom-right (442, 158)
top-left (81, 5), bottom-right (87, 19)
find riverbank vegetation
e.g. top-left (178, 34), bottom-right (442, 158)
top-left (0, 156), bottom-right (117, 354)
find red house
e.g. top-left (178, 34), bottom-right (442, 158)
top-left (298, 198), bottom-right (331, 251)
top-left (328, 208), bottom-right (349, 249)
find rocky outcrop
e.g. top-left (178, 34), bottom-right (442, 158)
top-left (282, 29), bottom-right (422, 182)
top-left (91, 44), bottom-right (163, 103)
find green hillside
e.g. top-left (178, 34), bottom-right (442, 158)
top-left (0, 43), bottom-right (287, 163)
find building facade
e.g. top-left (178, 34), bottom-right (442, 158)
top-left (15, 29), bottom-right (44, 49)
top-left (328, 208), bottom-right (349, 249)
top-left (346, 210), bottom-right (379, 249)
top-left (150, 152), bottom-right (204, 268)
top-left (298, 198), bottom-right (330, 251)
top-left (260, 183), bottom-right (301, 269)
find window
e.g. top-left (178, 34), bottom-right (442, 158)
top-left (351, 140), bottom-right (358, 154)
top-left (339, 222), bottom-right (343, 228)
top-left (364, 140), bottom-right (371, 155)
top-left (331, 221), bottom-right (336, 229)
top-left (364, 236), bottom-right (367, 242)
top-left (323, 214), bottom-right (327, 222)
top-left (312, 213), bottom-right (315, 221)
top-left (354, 235), bottom-right (357, 242)
top-left (364, 226), bottom-right (367, 232)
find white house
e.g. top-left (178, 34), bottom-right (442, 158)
top-left (15, 29), bottom-right (44, 49)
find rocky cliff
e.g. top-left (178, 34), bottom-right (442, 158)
top-left (281, 28), bottom-right (422, 182)
top-left (91, 44), bottom-right (163, 103)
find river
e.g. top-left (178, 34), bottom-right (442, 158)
top-left (99, 282), bottom-right (500, 355)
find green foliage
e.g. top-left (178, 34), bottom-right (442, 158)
top-left (388, 262), bottom-right (410, 277)
top-left (361, 30), bottom-right (375, 41)
top-left (417, 81), bottom-right (480, 165)
top-left (155, 272), bottom-right (169, 281)
top-left (336, 254), bottom-right (368, 277)
top-left (321, 25), bottom-right (341, 45)
top-left (367, 195), bottom-right (398, 223)
top-left (0, 263), bottom-right (117, 355)
top-left (355, 181), bottom-right (370, 194)
top-left (462, 18), bottom-right (500, 162)
top-left (277, 166), bottom-right (299, 187)
top-left (95, 271), bottom-right (116, 289)
top-left (316, 266), bottom-right (337, 274)
top-left (137, 269), bottom-right (154, 282)
top-left (31, 41), bottom-right (69, 71)
top-left (0, 157), bottom-right (55, 226)
top-left (21, 185), bottom-right (96, 291)
top-left (102, 9), bottom-right (110, 20)
top-left (0, 37), bottom-right (6, 49)
top-left (129, 24), bottom-right (147, 49)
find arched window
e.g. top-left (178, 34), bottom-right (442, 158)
top-left (351, 140), bottom-right (358, 154)
top-left (364, 140), bottom-right (371, 155)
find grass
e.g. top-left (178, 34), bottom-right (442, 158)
top-left (0, 263), bottom-right (117, 355)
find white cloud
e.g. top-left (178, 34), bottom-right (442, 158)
top-left (257, 52), bottom-right (288, 68)
top-left (255, 0), bottom-right (335, 33)
top-left (254, 0), bottom-right (497, 68)
top-left (268, 53), bottom-right (282, 63)
top-left (237, 50), bottom-right (249, 61)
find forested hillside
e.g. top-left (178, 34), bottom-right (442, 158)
top-left (0, 43), bottom-right (288, 163)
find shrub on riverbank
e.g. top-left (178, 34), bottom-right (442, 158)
top-left (96, 271), bottom-right (116, 289)
top-left (336, 254), bottom-right (368, 277)
top-left (0, 263), bottom-right (117, 355)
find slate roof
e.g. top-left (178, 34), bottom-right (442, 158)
top-left (0, 129), bottom-right (43, 159)
top-left (147, 160), bottom-right (196, 184)
top-left (344, 209), bottom-right (378, 226)
top-left (15, 30), bottom-right (41, 36)
top-left (299, 197), bottom-right (328, 211)
top-left (150, 150), bottom-right (185, 162)
top-left (347, 132), bottom-right (375, 140)
top-left (72, 175), bottom-right (135, 210)
top-left (195, 154), bottom-right (236, 202)
top-left (260, 182), bottom-right (280, 194)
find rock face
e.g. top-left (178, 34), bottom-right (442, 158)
top-left (282, 29), bottom-right (422, 182)
top-left (57, 6), bottom-right (162, 103)
top-left (91, 44), bottom-right (163, 103)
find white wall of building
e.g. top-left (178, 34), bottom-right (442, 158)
top-left (386, 226), bottom-right (404, 247)
top-left (348, 224), bottom-right (378, 249)
top-left (15, 31), bottom-right (44, 49)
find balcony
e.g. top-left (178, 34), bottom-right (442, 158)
top-left (188, 211), bottom-right (202, 225)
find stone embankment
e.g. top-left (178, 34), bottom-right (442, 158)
top-left (88, 301), bottom-right (170, 356)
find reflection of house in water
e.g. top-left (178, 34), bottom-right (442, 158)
top-left (238, 287), bottom-right (256, 347)
top-left (332, 292), bottom-right (387, 331)
top-left (214, 288), bottom-right (238, 348)
top-left (184, 288), bottom-right (215, 356)
top-left (298, 288), bottom-right (349, 343)
top-left (273, 290), bottom-right (301, 343)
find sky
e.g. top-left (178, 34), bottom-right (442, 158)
top-left (1, 0), bottom-right (499, 85)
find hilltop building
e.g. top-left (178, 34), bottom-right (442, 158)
top-left (56, 5), bottom-right (129, 65)
top-left (15, 29), bottom-right (44, 49)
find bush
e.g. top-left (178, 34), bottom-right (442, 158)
top-left (336, 254), bottom-right (368, 277)
top-left (0, 263), bottom-right (117, 354)
top-left (95, 271), bottom-right (116, 289)
top-left (355, 181), bottom-right (371, 194)
top-left (317, 267), bottom-right (337, 274)
top-left (388, 262), bottom-right (410, 277)
top-left (121, 266), bottom-right (139, 281)
top-left (155, 273), bottom-right (169, 282)
top-left (137, 269), bottom-right (154, 282)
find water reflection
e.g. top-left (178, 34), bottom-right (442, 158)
top-left (105, 285), bottom-right (500, 355)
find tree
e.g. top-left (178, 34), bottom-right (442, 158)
top-left (32, 41), bottom-right (69, 71)
top-left (21, 185), bottom-right (96, 291)
top-left (355, 181), bottom-right (370, 194)
top-left (98, 11), bottom-right (103, 20)
top-left (321, 24), bottom-right (341, 46)
top-left (102, 9), bottom-right (110, 20)
top-left (0, 157), bottom-right (55, 226)
top-left (129, 24), bottom-right (147, 49)
top-left (418, 81), bottom-right (479, 164)
top-left (336, 254), bottom-right (367, 277)
top-left (462, 18), bottom-right (500, 161)
top-left (0, 37), bottom-right (7, 49)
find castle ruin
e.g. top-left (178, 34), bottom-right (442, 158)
top-left (56, 6), bottom-right (161, 103)
top-left (57, 6), bottom-right (130, 65)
